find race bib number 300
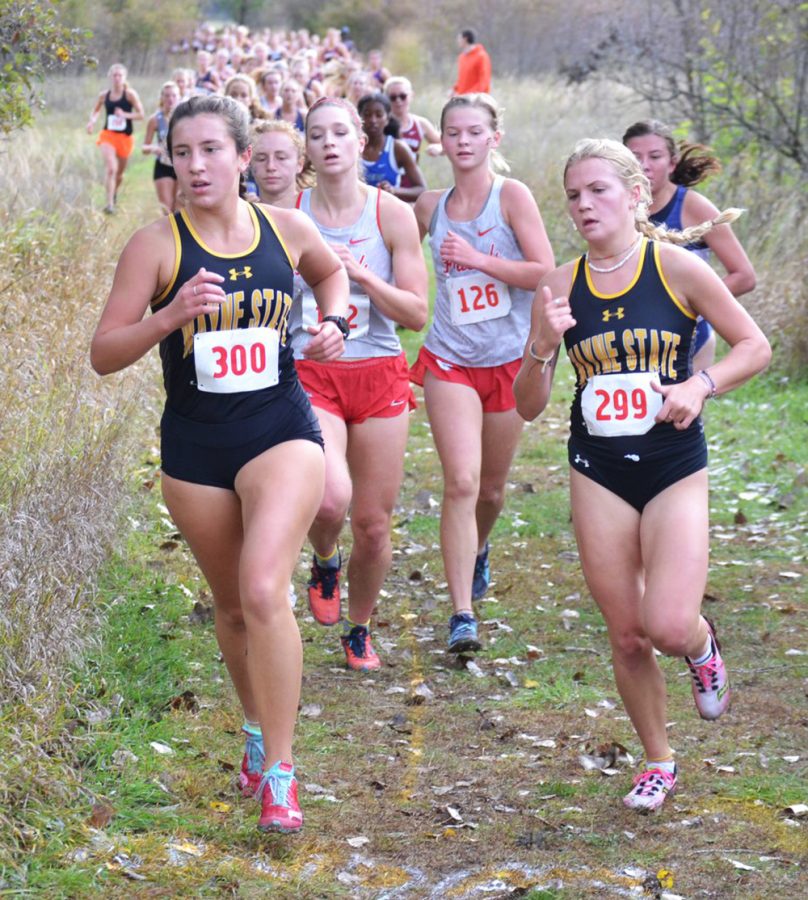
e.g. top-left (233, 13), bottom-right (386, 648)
top-left (194, 328), bottom-right (279, 393)
top-left (581, 371), bottom-right (663, 437)
top-left (448, 273), bottom-right (511, 326)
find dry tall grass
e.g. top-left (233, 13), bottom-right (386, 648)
top-left (0, 123), bottom-right (160, 714)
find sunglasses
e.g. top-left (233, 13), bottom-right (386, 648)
top-left (388, 93), bottom-right (408, 101)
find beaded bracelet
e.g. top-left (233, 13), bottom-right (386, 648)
top-left (528, 342), bottom-right (555, 373)
top-left (697, 368), bottom-right (717, 399)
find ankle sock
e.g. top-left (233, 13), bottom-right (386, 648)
top-left (690, 634), bottom-right (713, 665)
top-left (343, 616), bottom-right (370, 634)
top-left (243, 720), bottom-right (262, 739)
top-left (314, 546), bottom-right (340, 569)
top-left (646, 756), bottom-right (676, 774)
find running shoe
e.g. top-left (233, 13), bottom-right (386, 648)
top-left (448, 612), bottom-right (481, 653)
top-left (685, 617), bottom-right (730, 720)
top-left (471, 542), bottom-right (491, 600)
top-left (623, 766), bottom-right (678, 812)
top-left (307, 552), bottom-right (341, 626)
top-left (257, 761), bottom-right (303, 833)
top-left (238, 727), bottom-right (265, 798)
top-left (341, 624), bottom-right (381, 672)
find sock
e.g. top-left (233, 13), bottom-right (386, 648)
top-left (314, 545), bottom-right (340, 569)
top-left (646, 756), bottom-right (676, 774)
top-left (690, 635), bottom-right (713, 665)
top-left (343, 616), bottom-right (370, 634)
top-left (243, 720), bottom-right (262, 740)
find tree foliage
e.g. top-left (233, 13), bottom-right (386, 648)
top-left (578, 0), bottom-right (808, 175)
top-left (0, 0), bottom-right (92, 133)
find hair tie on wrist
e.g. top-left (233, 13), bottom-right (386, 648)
top-left (697, 368), bottom-right (717, 399)
top-left (528, 341), bottom-right (555, 373)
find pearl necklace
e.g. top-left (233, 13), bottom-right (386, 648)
top-left (587, 236), bottom-right (643, 274)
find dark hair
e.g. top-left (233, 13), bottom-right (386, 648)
top-left (167, 94), bottom-right (250, 158)
top-left (357, 91), bottom-right (391, 117)
top-left (461, 29), bottom-right (476, 44)
top-left (622, 119), bottom-right (722, 187)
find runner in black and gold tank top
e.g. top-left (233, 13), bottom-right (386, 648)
top-left (514, 138), bottom-right (770, 815)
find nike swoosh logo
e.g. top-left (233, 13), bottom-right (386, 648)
top-left (390, 399), bottom-right (406, 406)
top-left (477, 226), bottom-right (496, 236)
top-left (349, 237), bottom-right (370, 245)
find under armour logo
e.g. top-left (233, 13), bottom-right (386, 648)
top-left (602, 307), bottom-right (625, 322)
top-left (228, 266), bottom-right (253, 280)
top-left (573, 454), bottom-right (590, 468)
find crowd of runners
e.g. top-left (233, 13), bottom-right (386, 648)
top-left (89, 19), bottom-right (770, 835)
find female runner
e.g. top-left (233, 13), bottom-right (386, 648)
top-left (358, 92), bottom-right (426, 203)
top-left (384, 76), bottom-right (442, 170)
top-left (86, 63), bottom-right (144, 213)
top-left (513, 138), bottom-right (770, 811)
top-left (288, 97), bottom-right (428, 671)
top-left (142, 80), bottom-right (181, 214)
top-left (623, 120), bottom-right (756, 371)
top-left (250, 119), bottom-right (313, 208)
top-left (90, 94), bottom-right (349, 833)
top-left (411, 93), bottom-right (554, 652)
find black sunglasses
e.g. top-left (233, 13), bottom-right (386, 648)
top-left (388, 93), bottom-right (408, 101)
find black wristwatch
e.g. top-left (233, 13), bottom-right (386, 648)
top-left (322, 315), bottom-right (350, 338)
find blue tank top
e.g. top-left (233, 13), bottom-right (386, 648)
top-left (564, 239), bottom-right (698, 439)
top-left (151, 203), bottom-right (296, 422)
top-left (650, 185), bottom-right (709, 259)
top-left (362, 135), bottom-right (400, 189)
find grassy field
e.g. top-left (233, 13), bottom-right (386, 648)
top-left (0, 74), bottom-right (805, 897)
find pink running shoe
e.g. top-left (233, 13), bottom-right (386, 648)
top-left (623, 766), bottom-right (678, 812)
top-left (340, 624), bottom-right (382, 672)
top-left (257, 761), bottom-right (303, 833)
top-left (307, 554), bottom-right (342, 626)
top-left (238, 728), bottom-right (264, 799)
top-left (685, 618), bottom-right (730, 720)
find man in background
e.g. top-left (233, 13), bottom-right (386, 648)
top-left (452, 29), bottom-right (492, 95)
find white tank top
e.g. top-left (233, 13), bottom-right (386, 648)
top-left (424, 175), bottom-right (533, 367)
top-left (289, 187), bottom-right (401, 359)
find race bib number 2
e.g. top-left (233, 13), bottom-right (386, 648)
top-left (581, 371), bottom-right (663, 437)
top-left (301, 293), bottom-right (370, 339)
top-left (194, 328), bottom-right (279, 393)
top-left (448, 273), bottom-right (511, 326)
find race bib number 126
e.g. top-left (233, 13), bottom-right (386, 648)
top-left (581, 371), bottom-right (663, 437)
top-left (194, 328), bottom-right (279, 393)
top-left (448, 273), bottom-right (511, 326)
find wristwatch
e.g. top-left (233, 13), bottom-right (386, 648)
top-left (322, 315), bottom-right (350, 338)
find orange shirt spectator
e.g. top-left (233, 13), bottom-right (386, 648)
top-left (453, 29), bottom-right (491, 95)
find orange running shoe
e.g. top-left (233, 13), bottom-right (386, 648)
top-left (257, 761), bottom-right (303, 833)
top-left (341, 624), bottom-right (381, 672)
top-left (307, 553), bottom-right (341, 626)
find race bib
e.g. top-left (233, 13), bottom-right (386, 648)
top-left (448, 273), bottom-right (511, 326)
top-left (194, 328), bottom-right (279, 393)
top-left (581, 371), bottom-right (663, 437)
top-left (301, 293), bottom-right (369, 340)
top-left (107, 113), bottom-right (127, 132)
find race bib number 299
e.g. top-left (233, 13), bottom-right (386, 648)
top-left (194, 328), bottom-right (279, 393)
top-left (581, 371), bottom-right (663, 437)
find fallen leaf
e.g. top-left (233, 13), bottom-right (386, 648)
top-left (150, 741), bottom-right (174, 756)
top-left (87, 803), bottom-right (115, 828)
top-left (347, 835), bottom-right (369, 848)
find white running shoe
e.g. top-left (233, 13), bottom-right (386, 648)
top-left (685, 618), bottom-right (730, 720)
top-left (623, 766), bottom-right (677, 812)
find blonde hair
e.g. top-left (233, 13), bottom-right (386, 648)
top-left (440, 93), bottom-right (510, 174)
top-left (250, 119), bottom-right (314, 189)
top-left (384, 76), bottom-right (412, 96)
top-left (107, 63), bottom-right (129, 93)
top-left (565, 138), bottom-right (742, 245)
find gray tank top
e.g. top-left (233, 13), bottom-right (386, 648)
top-left (289, 187), bottom-right (401, 359)
top-left (424, 175), bottom-right (533, 366)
